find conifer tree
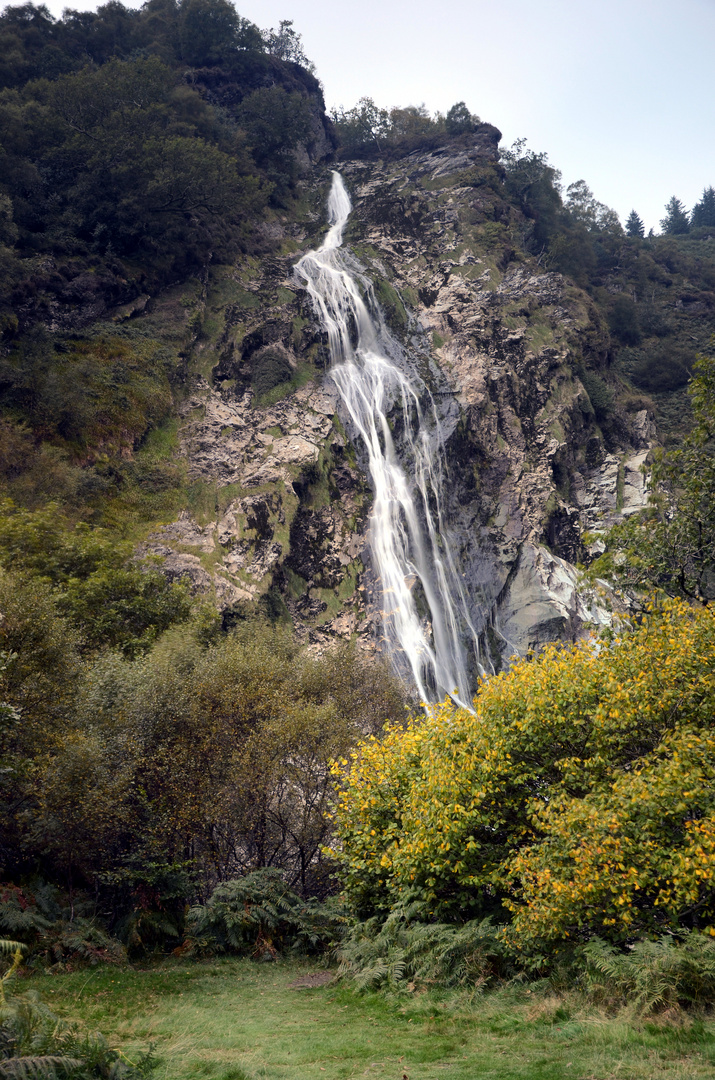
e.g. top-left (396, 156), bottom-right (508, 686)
top-left (625, 209), bottom-right (645, 238)
top-left (691, 186), bottom-right (715, 228)
top-left (660, 195), bottom-right (690, 235)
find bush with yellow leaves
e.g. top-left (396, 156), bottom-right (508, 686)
top-left (331, 602), bottom-right (715, 953)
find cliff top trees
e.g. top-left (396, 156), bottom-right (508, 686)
top-left (692, 186), bottom-right (715, 229)
top-left (445, 100), bottom-right (478, 134)
top-left (178, 0), bottom-right (255, 66)
top-left (661, 195), bottom-right (690, 235)
top-left (626, 209), bottom-right (645, 238)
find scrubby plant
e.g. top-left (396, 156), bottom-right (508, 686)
top-left (0, 885), bottom-right (125, 970)
top-left (1, 936), bottom-right (152, 1077)
top-left (330, 602), bottom-right (715, 956)
top-left (187, 868), bottom-right (345, 958)
top-left (582, 933), bottom-right (715, 1013)
top-left (337, 902), bottom-right (509, 991)
top-left (579, 370), bottom-right (615, 422)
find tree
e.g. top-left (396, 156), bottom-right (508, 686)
top-left (608, 294), bottom-right (641, 345)
top-left (691, 186), bottom-right (715, 229)
top-left (178, 0), bottom-right (242, 66)
top-left (387, 103), bottom-right (435, 142)
top-left (625, 209), bottom-right (645, 238)
top-left (262, 19), bottom-right (314, 70)
top-left (0, 501), bottom-right (192, 655)
top-left (500, 139), bottom-right (564, 253)
top-left (660, 195), bottom-right (690, 235)
top-left (593, 340), bottom-right (715, 604)
top-left (331, 97), bottom-right (390, 153)
top-left (445, 101), bottom-right (477, 134)
top-left (331, 602), bottom-right (715, 948)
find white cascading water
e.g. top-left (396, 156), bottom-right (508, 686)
top-left (295, 172), bottom-right (483, 705)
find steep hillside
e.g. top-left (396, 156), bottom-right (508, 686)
top-left (1, 3), bottom-right (714, 683)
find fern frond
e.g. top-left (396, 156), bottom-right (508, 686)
top-left (0, 1055), bottom-right (83, 1079)
top-left (0, 940), bottom-right (25, 956)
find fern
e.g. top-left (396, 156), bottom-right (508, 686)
top-left (338, 907), bottom-right (510, 991)
top-left (0, 990), bottom-right (154, 1078)
top-left (582, 932), bottom-right (715, 1012)
top-left (0, 1056), bottom-right (83, 1079)
top-left (0, 940), bottom-right (25, 1003)
top-left (0, 890), bottom-right (52, 943)
top-left (188, 869), bottom-right (344, 959)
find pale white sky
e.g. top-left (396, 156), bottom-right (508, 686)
top-left (7, 0), bottom-right (715, 232)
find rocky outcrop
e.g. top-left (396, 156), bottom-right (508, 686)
top-left (137, 133), bottom-right (655, 679)
top-left (335, 143), bottom-right (654, 665)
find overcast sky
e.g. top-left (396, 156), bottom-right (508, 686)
top-left (9, 0), bottom-right (715, 232)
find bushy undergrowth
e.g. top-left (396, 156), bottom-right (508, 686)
top-left (188, 868), bottom-right (345, 959)
top-left (337, 913), bottom-right (715, 1014)
top-left (337, 904), bottom-right (511, 992)
top-left (0, 939), bottom-right (154, 1079)
top-left (582, 933), bottom-right (715, 1014)
top-left (0, 886), bottom-right (125, 971)
top-left (0, 991), bottom-right (156, 1079)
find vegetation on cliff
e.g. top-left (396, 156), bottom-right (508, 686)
top-left (2, 6), bottom-right (715, 1052)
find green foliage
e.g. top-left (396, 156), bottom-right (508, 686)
top-left (594, 343), bottom-right (715, 602)
top-left (0, 0), bottom-right (320, 340)
top-left (579, 370), bottom-right (615, 421)
top-left (661, 196), bottom-right (690, 235)
top-left (626, 210), bottom-right (645, 238)
top-left (0, 503), bottom-right (192, 656)
top-left (331, 98), bottom-right (457, 157)
top-left (178, 0), bottom-right (243, 66)
top-left (445, 101), bottom-right (478, 135)
top-left (331, 603), bottom-right (715, 954)
top-left (330, 97), bottom-right (390, 154)
top-left (236, 85), bottom-right (313, 193)
top-left (261, 19), bottom-right (314, 70)
top-left (338, 904), bottom-right (507, 991)
top-left (501, 139), bottom-right (567, 257)
top-left (188, 868), bottom-right (344, 958)
top-left (692, 186), bottom-right (715, 229)
top-left (582, 933), bottom-right (715, 1013)
top-left (618, 340), bottom-right (694, 392)
top-left (0, 621), bottom-right (406, 911)
top-left (608, 294), bottom-right (641, 345)
top-left (0, 329), bottom-right (175, 460)
top-left (0, 988), bottom-right (155, 1078)
top-left (0, 885), bottom-right (125, 970)
top-left (97, 859), bottom-right (194, 959)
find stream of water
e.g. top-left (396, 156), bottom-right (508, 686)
top-left (295, 172), bottom-right (482, 705)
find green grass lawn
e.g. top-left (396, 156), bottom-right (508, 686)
top-left (37, 959), bottom-right (715, 1080)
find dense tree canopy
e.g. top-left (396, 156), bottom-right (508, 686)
top-left (331, 603), bottom-right (715, 951)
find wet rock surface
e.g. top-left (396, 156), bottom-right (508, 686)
top-left (140, 134), bottom-right (655, 678)
top-left (336, 142), bottom-right (654, 665)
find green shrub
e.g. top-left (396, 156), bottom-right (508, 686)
top-left (582, 933), bottom-right (715, 1013)
top-left (338, 903), bottom-right (510, 991)
top-left (188, 869), bottom-right (344, 958)
top-left (579, 370), bottom-right (614, 421)
top-left (250, 348), bottom-right (294, 399)
top-left (0, 885), bottom-right (125, 970)
top-left (0, 990), bottom-right (155, 1078)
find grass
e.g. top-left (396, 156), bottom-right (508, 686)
top-left (35, 959), bottom-right (715, 1080)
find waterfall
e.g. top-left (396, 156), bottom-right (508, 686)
top-left (295, 171), bottom-right (482, 706)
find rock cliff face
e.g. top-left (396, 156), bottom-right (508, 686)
top-left (143, 132), bottom-right (654, 680)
